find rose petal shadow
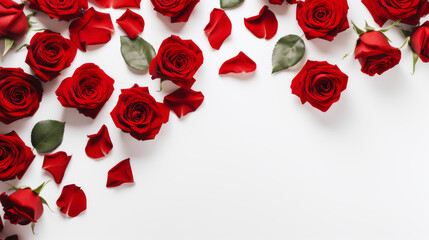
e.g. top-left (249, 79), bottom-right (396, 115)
top-left (308, 28), bottom-right (354, 54)
top-left (107, 182), bottom-right (135, 190)
top-left (127, 66), bottom-right (148, 75)
top-left (30, 14), bottom-right (70, 34)
top-left (266, 1), bottom-right (291, 15)
top-left (155, 13), bottom-right (186, 33)
top-left (85, 44), bottom-right (106, 52)
top-left (219, 71), bottom-right (256, 80)
top-left (61, 107), bottom-right (93, 126)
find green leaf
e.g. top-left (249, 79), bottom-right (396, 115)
top-left (120, 36), bottom-right (156, 71)
top-left (16, 43), bottom-right (29, 52)
top-left (351, 21), bottom-right (365, 36)
top-left (412, 50), bottom-right (419, 75)
top-left (364, 21), bottom-right (375, 32)
top-left (272, 34), bottom-right (305, 73)
top-left (33, 180), bottom-right (50, 195)
top-left (2, 38), bottom-right (15, 61)
top-left (220, 0), bottom-right (244, 9)
top-left (31, 120), bottom-right (65, 153)
top-left (40, 196), bottom-right (54, 212)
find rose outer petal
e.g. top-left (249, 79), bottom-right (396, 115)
top-left (164, 88), bottom-right (204, 118)
top-left (85, 125), bottom-right (113, 159)
top-left (92, 0), bottom-right (141, 8)
top-left (42, 151), bottom-right (71, 184)
top-left (106, 158), bottom-right (134, 188)
top-left (56, 184), bottom-right (87, 218)
top-left (204, 8), bottom-right (231, 50)
top-left (219, 52), bottom-right (257, 75)
top-left (244, 5), bottom-right (278, 40)
top-left (116, 9), bottom-right (145, 39)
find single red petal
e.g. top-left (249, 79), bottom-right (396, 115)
top-left (204, 8), bottom-right (231, 50)
top-left (85, 125), bottom-right (113, 159)
top-left (116, 9), bottom-right (145, 39)
top-left (106, 158), bottom-right (134, 188)
top-left (163, 88), bottom-right (204, 118)
top-left (42, 151), bottom-right (71, 184)
top-left (69, 7), bottom-right (114, 51)
top-left (244, 5), bottom-right (278, 40)
top-left (219, 52), bottom-right (257, 75)
top-left (56, 184), bottom-right (87, 218)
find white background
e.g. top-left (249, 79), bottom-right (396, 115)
top-left (1, 0), bottom-right (429, 239)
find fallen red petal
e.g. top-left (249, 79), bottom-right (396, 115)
top-left (92, 0), bottom-right (141, 8)
top-left (106, 158), bottom-right (134, 188)
top-left (85, 125), bottom-right (113, 159)
top-left (69, 7), bottom-right (114, 51)
top-left (164, 88), bottom-right (204, 118)
top-left (204, 8), bottom-right (231, 50)
top-left (42, 151), bottom-right (71, 184)
top-left (219, 52), bottom-right (257, 75)
top-left (56, 184), bottom-right (87, 218)
top-left (244, 5), bottom-right (278, 40)
top-left (116, 9), bottom-right (145, 39)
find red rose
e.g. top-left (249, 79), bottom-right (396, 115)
top-left (0, 0), bottom-right (28, 40)
top-left (0, 131), bottom-right (35, 181)
top-left (149, 35), bottom-right (203, 88)
top-left (291, 60), bottom-right (348, 112)
top-left (410, 21), bottom-right (429, 62)
top-left (362, 0), bottom-right (429, 27)
top-left (28, 0), bottom-right (87, 21)
top-left (110, 84), bottom-right (169, 141)
top-left (150, 0), bottom-right (199, 23)
top-left (0, 68), bottom-right (43, 124)
top-left (56, 63), bottom-right (114, 119)
top-left (296, 0), bottom-right (349, 41)
top-left (355, 31), bottom-right (401, 76)
top-left (26, 30), bottom-right (77, 82)
top-left (0, 189), bottom-right (43, 225)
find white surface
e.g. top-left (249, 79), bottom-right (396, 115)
top-left (1, 0), bottom-right (429, 239)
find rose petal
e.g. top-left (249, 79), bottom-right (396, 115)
top-left (163, 88), bottom-right (204, 118)
top-left (204, 8), bottom-right (231, 50)
top-left (106, 158), bottom-right (134, 188)
top-left (219, 52), bottom-right (257, 75)
top-left (244, 5), bottom-right (278, 40)
top-left (69, 7), bottom-right (114, 51)
top-left (85, 125), bottom-right (113, 159)
top-left (42, 151), bottom-right (71, 184)
top-left (56, 184), bottom-right (87, 218)
top-left (116, 9), bottom-right (144, 39)
top-left (92, 0), bottom-right (141, 8)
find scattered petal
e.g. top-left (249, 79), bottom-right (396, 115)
top-left (106, 158), bottom-right (134, 188)
top-left (56, 184), bottom-right (87, 218)
top-left (116, 9), bottom-right (145, 39)
top-left (164, 88), bottom-right (204, 118)
top-left (42, 151), bottom-right (71, 184)
top-left (85, 125), bottom-right (113, 159)
top-left (244, 5), bottom-right (278, 40)
top-left (219, 52), bottom-right (257, 75)
top-left (204, 8), bottom-right (231, 50)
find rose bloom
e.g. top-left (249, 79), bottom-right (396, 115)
top-left (362, 0), bottom-right (429, 27)
top-left (291, 60), bottom-right (348, 112)
top-left (296, 0), bottom-right (349, 41)
top-left (56, 63), bottom-right (115, 119)
top-left (0, 68), bottom-right (43, 124)
top-left (110, 84), bottom-right (169, 141)
top-left (355, 31), bottom-right (401, 76)
top-left (0, 0), bottom-right (28, 40)
top-left (410, 21), bottom-right (429, 62)
top-left (150, 0), bottom-right (199, 22)
top-left (0, 131), bottom-right (35, 181)
top-left (149, 35), bottom-right (203, 88)
top-left (0, 189), bottom-right (43, 225)
top-left (28, 0), bottom-right (88, 21)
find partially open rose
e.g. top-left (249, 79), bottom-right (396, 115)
top-left (0, 189), bottom-right (43, 225)
top-left (410, 21), bottom-right (429, 62)
top-left (0, 0), bottom-right (28, 40)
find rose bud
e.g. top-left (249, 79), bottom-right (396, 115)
top-left (410, 21), bottom-right (429, 62)
top-left (354, 31), bottom-right (401, 76)
top-left (0, 189), bottom-right (43, 225)
top-left (0, 0), bottom-right (28, 41)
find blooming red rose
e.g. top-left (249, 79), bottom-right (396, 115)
top-left (0, 0), bottom-right (28, 40)
top-left (296, 0), bottom-right (349, 41)
top-left (26, 31), bottom-right (77, 82)
top-left (110, 84), bottom-right (169, 141)
top-left (149, 35), bottom-right (203, 88)
top-left (0, 189), bottom-right (43, 225)
top-left (28, 0), bottom-right (87, 21)
top-left (362, 0), bottom-right (429, 27)
top-left (116, 9), bottom-right (145, 39)
top-left (56, 63), bottom-right (114, 119)
top-left (355, 31), bottom-right (401, 76)
top-left (269, 0), bottom-right (296, 4)
top-left (291, 60), bottom-right (348, 112)
top-left (150, 0), bottom-right (199, 23)
top-left (0, 68), bottom-right (43, 124)
top-left (0, 131), bottom-right (35, 181)
top-left (410, 21), bottom-right (429, 62)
